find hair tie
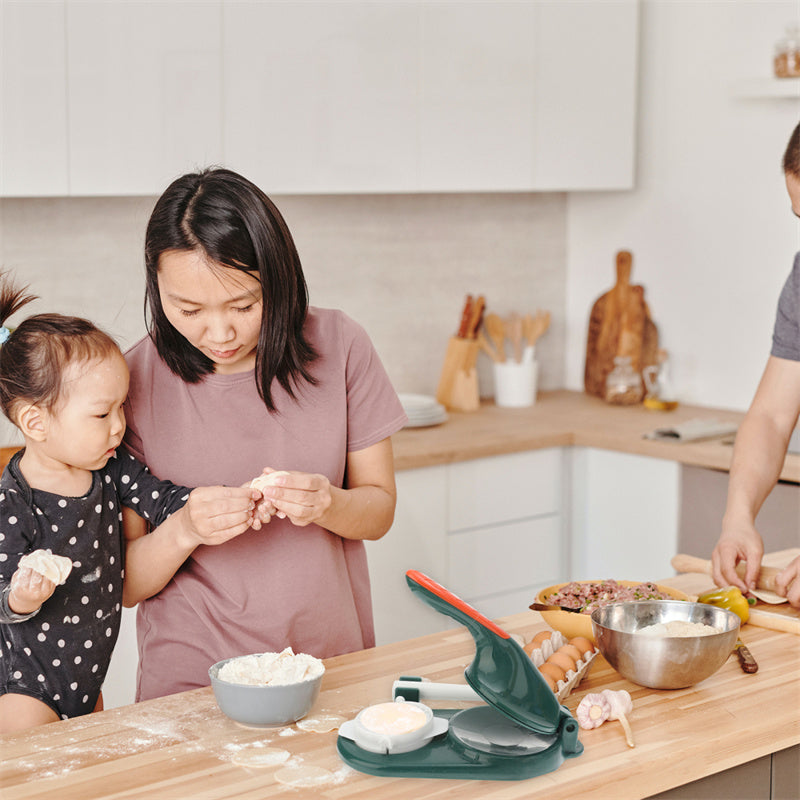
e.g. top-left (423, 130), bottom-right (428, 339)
top-left (0, 326), bottom-right (10, 344)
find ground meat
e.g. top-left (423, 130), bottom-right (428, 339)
top-left (544, 580), bottom-right (672, 614)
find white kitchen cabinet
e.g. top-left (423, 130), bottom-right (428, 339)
top-left (368, 449), bottom-right (567, 645)
top-left (1, 0), bottom-right (638, 197)
top-left (65, 0), bottom-right (223, 196)
top-left (0, 1), bottom-right (69, 196)
top-left (222, 2), bottom-right (419, 194)
top-left (366, 465), bottom-right (453, 646)
top-left (569, 447), bottom-right (680, 580)
top-left (419, 0), bottom-right (639, 191)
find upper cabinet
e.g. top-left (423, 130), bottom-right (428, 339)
top-left (1, 0), bottom-right (638, 197)
top-left (1, 2), bottom-right (69, 196)
top-left (65, 0), bottom-right (223, 196)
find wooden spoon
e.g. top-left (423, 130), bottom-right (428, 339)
top-left (484, 313), bottom-right (506, 363)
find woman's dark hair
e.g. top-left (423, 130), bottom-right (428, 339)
top-left (144, 167), bottom-right (318, 410)
top-left (0, 272), bottom-right (120, 423)
top-left (783, 122), bottom-right (800, 177)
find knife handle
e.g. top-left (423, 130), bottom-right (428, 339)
top-left (735, 641), bottom-right (758, 673)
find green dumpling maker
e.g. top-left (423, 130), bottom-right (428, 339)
top-left (337, 569), bottom-right (583, 780)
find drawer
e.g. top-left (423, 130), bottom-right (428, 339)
top-left (448, 515), bottom-right (562, 600)
top-left (447, 448), bottom-right (562, 532)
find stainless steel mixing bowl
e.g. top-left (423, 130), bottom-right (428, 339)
top-left (591, 600), bottom-right (740, 689)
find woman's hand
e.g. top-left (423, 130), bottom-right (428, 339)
top-left (255, 469), bottom-right (333, 528)
top-left (711, 519), bottom-right (764, 594)
top-left (175, 485), bottom-right (261, 547)
top-left (8, 566), bottom-right (56, 615)
top-left (775, 556), bottom-right (800, 608)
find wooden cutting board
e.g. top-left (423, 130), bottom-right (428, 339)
top-left (584, 250), bottom-right (659, 398)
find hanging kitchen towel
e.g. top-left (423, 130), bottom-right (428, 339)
top-left (644, 419), bottom-right (738, 443)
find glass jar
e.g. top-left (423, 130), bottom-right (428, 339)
top-left (774, 27), bottom-right (800, 78)
top-left (604, 356), bottom-right (643, 406)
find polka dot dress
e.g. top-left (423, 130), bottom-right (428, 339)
top-left (0, 450), bottom-right (191, 720)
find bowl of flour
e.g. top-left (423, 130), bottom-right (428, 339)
top-left (590, 601), bottom-right (740, 689)
top-left (209, 647), bottom-right (325, 727)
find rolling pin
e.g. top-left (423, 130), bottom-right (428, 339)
top-left (671, 554), bottom-right (780, 593)
top-left (672, 554), bottom-right (800, 635)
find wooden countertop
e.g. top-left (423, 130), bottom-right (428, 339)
top-left (2, 562), bottom-right (798, 800)
top-left (393, 389), bottom-right (800, 483)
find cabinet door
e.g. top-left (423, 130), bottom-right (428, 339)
top-left (366, 466), bottom-right (453, 646)
top-left (66, 1), bottom-right (223, 196)
top-left (0, 1), bottom-right (69, 196)
top-left (222, 2), bottom-right (418, 194)
top-left (418, 2), bottom-right (536, 191)
top-left (570, 448), bottom-right (679, 580)
top-left (447, 448), bottom-right (562, 532)
top-left (531, 0), bottom-right (638, 190)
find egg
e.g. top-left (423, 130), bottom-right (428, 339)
top-left (547, 651), bottom-right (576, 675)
top-left (557, 644), bottom-right (584, 665)
top-left (537, 670), bottom-right (557, 692)
top-left (529, 630), bottom-right (553, 649)
top-left (570, 636), bottom-right (595, 657)
top-left (539, 662), bottom-right (566, 684)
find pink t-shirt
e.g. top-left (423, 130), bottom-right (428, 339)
top-left (123, 308), bottom-right (406, 701)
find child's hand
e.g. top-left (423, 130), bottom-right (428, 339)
top-left (178, 485), bottom-right (261, 547)
top-left (8, 566), bottom-right (56, 614)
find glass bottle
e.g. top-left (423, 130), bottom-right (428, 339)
top-left (604, 356), bottom-right (643, 406)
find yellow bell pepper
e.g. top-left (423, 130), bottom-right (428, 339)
top-left (697, 586), bottom-right (755, 623)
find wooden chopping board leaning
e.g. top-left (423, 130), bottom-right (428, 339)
top-left (584, 250), bottom-right (659, 399)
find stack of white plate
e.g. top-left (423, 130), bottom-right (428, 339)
top-left (398, 394), bottom-right (448, 428)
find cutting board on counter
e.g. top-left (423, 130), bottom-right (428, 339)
top-left (584, 250), bottom-right (659, 398)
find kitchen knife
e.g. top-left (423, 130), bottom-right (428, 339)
top-left (671, 554), bottom-right (782, 594)
top-left (733, 639), bottom-right (758, 673)
top-left (529, 602), bottom-right (583, 614)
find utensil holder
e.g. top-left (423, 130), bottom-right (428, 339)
top-left (494, 358), bottom-right (538, 408)
top-left (436, 336), bottom-right (479, 412)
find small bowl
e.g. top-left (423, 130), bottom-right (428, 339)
top-left (209, 657), bottom-right (323, 728)
top-left (534, 580), bottom-right (691, 642)
top-left (591, 600), bottom-right (740, 689)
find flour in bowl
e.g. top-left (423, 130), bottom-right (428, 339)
top-left (637, 620), bottom-right (720, 637)
top-left (217, 647), bottom-right (324, 685)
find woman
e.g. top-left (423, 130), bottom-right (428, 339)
top-left (712, 122), bottom-right (800, 608)
top-left (122, 168), bottom-right (407, 700)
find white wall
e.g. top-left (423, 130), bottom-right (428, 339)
top-left (566, 0), bottom-right (800, 411)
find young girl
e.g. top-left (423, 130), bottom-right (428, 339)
top-left (0, 275), bottom-right (259, 732)
top-left (122, 167), bottom-right (408, 701)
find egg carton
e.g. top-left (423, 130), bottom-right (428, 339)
top-left (527, 630), bottom-right (599, 702)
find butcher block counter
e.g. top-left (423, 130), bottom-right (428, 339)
top-left (2, 566), bottom-right (798, 800)
top-left (393, 389), bottom-right (800, 483)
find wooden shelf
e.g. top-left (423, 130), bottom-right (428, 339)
top-left (735, 76), bottom-right (800, 99)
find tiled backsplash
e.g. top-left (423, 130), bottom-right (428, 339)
top-left (0, 192), bottom-right (566, 446)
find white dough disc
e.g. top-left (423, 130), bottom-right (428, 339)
top-left (18, 549), bottom-right (73, 585)
top-left (295, 714), bottom-right (346, 733)
top-left (751, 588), bottom-right (788, 604)
top-left (232, 747), bottom-right (290, 768)
top-left (274, 765), bottom-right (333, 787)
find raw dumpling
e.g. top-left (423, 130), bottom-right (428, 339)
top-left (18, 549), bottom-right (73, 585)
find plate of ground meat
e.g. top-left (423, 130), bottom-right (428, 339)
top-left (533, 579), bottom-right (691, 642)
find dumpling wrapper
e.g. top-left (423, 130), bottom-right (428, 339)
top-left (249, 470), bottom-right (291, 493)
top-left (18, 549), bottom-right (73, 585)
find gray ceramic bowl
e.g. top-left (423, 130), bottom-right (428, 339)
top-left (591, 600), bottom-right (740, 689)
top-left (209, 657), bottom-right (323, 728)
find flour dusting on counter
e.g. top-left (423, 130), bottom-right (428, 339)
top-left (217, 647), bottom-right (324, 686)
